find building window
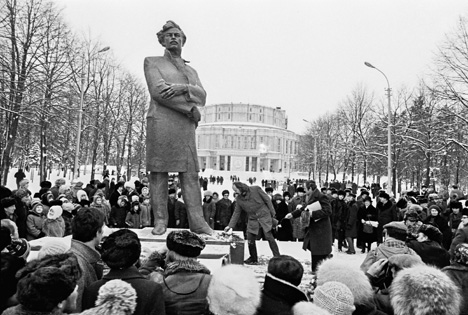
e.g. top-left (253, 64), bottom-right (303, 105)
top-left (218, 114), bottom-right (221, 119)
top-left (245, 157), bottom-right (249, 171)
top-left (244, 137), bottom-right (249, 149)
top-left (228, 113), bottom-right (230, 119)
top-left (277, 138), bottom-right (281, 152)
top-left (227, 156), bottom-right (231, 171)
top-left (220, 156), bottom-right (225, 171)
top-left (251, 157), bottom-right (257, 172)
top-left (249, 114), bottom-right (252, 120)
top-left (251, 137), bottom-right (256, 149)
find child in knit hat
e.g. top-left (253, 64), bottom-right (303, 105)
top-left (42, 205), bottom-right (65, 237)
top-left (26, 200), bottom-right (46, 240)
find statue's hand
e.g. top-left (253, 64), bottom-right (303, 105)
top-left (160, 83), bottom-right (187, 99)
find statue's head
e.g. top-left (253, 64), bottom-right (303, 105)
top-left (157, 20), bottom-right (187, 47)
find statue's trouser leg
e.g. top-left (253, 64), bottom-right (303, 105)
top-left (151, 172), bottom-right (168, 235)
top-left (179, 172), bottom-right (213, 234)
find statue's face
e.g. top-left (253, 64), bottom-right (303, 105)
top-left (163, 27), bottom-right (183, 51)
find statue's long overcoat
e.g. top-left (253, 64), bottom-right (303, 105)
top-left (144, 50), bottom-right (206, 172)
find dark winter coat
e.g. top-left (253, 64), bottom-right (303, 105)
top-left (202, 199), bottom-right (216, 229)
top-left (291, 188), bottom-right (332, 256)
top-left (228, 186), bottom-right (276, 235)
top-left (82, 266), bottom-right (166, 315)
top-left (274, 200), bottom-right (293, 241)
top-left (214, 198), bottom-right (233, 229)
top-left (424, 214), bottom-right (452, 249)
top-left (442, 263), bottom-right (468, 315)
top-left (345, 200), bottom-right (359, 238)
top-left (144, 50), bottom-right (205, 172)
top-left (62, 211), bottom-right (73, 236)
top-left (256, 273), bottom-right (308, 315)
top-left (407, 239), bottom-right (450, 269)
top-left (376, 201), bottom-right (398, 243)
top-left (174, 200), bottom-right (188, 228)
top-left (109, 205), bottom-right (128, 228)
top-left (167, 197), bottom-right (177, 228)
top-left (162, 260), bottom-right (211, 315)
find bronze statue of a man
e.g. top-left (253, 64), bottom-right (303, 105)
top-left (144, 20), bottom-right (212, 235)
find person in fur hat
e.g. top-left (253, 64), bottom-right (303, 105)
top-left (79, 279), bottom-right (137, 315)
top-left (257, 255), bottom-right (308, 315)
top-left (407, 224), bottom-right (450, 269)
top-left (42, 205), bottom-right (65, 237)
top-left (376, 192), bottom-right (399, 244)
top-left (424, 205), bottom-right (452, 250)
top-left (316, 259), bottom-right (385, 315)
top-left (442, 243), bottom-right (468, 315)
top-left (357, 196), bottom-right (378, 253)
top-left (82, 229), bottom-right (165, 315)
top-left (207, 264), bottom-right (261, 315)
top-left (2, 253), bottom-right (81, 315)
top-left (390, 265), bottom-right (461, 315)
top-left (162, 230), bottom-right (211, 315)
top-left (25, 200), bottom-right (46, 240)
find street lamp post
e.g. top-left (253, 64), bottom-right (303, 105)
top-left (302, 119), bottom-right (318, 181)
top-left (73, 47), bottom-right (110, 179)
top-left (364, 61), bottom-right (392, 195)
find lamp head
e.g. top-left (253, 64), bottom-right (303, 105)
top-left (364, 61), bottom-right (375, 68)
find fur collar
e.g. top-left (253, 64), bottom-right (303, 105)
top-left (164, 260), bottom-right (210, 277)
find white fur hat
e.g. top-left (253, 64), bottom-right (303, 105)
top-left (316, 259), bottom-right (373, 305)
top-left (207, 265), bottom-right (261, 315)
top-left (293, 301), bottom-right (332, 315)
top-left (390, 265), bottom-right (461, 315)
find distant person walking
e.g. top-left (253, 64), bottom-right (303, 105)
top-left (14, 169), bottom-right (26, 189)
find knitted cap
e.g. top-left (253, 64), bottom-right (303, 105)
top-left (166, 230), bottom-right (205, 257)
top-left (84, 279), bottom-right (137, 315)
top-left (314, 281), bottom-right (355, 315)
top-left (30, 198), bottom-right (41, 208)
top-left (7, 238), bottom-right (31, 260)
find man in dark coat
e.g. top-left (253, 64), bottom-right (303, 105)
top-left (286, 180), bottom-right (332, 273)
top-left (82, 229), bottom-right (165, 315)
top-left (376, 192), bottom-right (399, 244)
top-left (144, 20), bottom-right (211, 235)
top-left (214, 190), bottom-right (232, 230)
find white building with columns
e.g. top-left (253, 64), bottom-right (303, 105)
top-left (196, 103), bottom-right (299, 174)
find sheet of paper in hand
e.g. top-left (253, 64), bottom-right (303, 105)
top-left (306, 201), bottom-right (322, 212)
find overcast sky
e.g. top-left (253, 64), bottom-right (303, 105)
top-left (52, 0), bottom-right (468, 134)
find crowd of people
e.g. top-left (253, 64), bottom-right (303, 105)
top-left (1, 173), bottom-right (468, 315)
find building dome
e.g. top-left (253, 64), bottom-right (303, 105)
top-left (196, 103), bottom-right (298, 173)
